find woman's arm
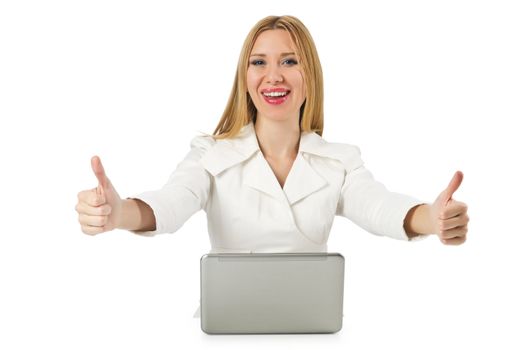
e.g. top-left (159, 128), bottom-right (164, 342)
top-left (119, 198), bottom-right (156, 232)
top-left (404, 204), bottom-right (434, 238)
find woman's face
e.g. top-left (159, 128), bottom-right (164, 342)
top-left (247, 29), bottom-right (306, 124)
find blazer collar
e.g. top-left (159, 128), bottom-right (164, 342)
top-left (199, 122), bottom-right (260, 176)
top-left (200, 122), bottom-right (335, 205)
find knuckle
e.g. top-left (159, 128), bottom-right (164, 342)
top-left (96, 216), bottom-right (107, 226)
top-left (100, 205), bottom-right (111, 216)
top-left (438, 222), bottom-right (450, 234)
top-left (87, 193), bottom-right (101, 206)
top-left (90, 197), bottom-right (99, 206)
top-left (84, 194), bottom-right (93, 205)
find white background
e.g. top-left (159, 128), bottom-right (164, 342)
top-left (1, 0), bottom-right (527, 349)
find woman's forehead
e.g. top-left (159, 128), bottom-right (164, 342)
top-left (250, 29), bottom-right (298, 55)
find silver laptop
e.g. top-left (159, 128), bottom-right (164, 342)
top-left (200, 252), bottom-right (345, 334)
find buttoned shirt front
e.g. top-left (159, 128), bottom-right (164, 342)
top-left (133, 122), bottom-right (423, 252)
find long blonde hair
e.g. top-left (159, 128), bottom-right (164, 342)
top-left (213, 15), bottom-right (324, 139)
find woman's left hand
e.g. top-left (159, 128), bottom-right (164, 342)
top-left (430, 171), bottom-right (470, 245)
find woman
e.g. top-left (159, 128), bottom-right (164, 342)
top-left (76, 15), bottom-right (469, 251)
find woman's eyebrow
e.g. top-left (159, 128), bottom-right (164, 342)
top-left (249, 52), bottom-right (296, 57)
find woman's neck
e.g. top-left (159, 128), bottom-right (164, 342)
top-left (254, 117), bottom-right (300, 160)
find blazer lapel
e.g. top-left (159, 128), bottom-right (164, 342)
top-left (200, 123), bottom-right (260, 176)
top-left (284, 131), bottom-right (361, 205)
top-left (242, 151), bottom-right (288, 204)
top-left (283, 151), bottom-right (327, 206)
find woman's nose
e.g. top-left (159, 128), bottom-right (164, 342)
top-left (265, 65), bottom-right (283, 84)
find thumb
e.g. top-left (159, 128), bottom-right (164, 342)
top-left (91, 155), bottom-right (110, 191)
top-left (440, 170), bottom-right (464, 206)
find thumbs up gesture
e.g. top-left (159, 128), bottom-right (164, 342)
top-left (76, 156), bottom-right (123, 235)
top-left (430, 171), bottom-right (469, 245)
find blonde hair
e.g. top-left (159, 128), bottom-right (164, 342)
top-left (213, 15), bottom-right (324, 139)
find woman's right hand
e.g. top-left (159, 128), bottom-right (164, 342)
top-left (76, 156), bottom-right (123, 235)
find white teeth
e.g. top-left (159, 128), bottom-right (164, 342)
top-left (263, 91), bottom-right (288, 97)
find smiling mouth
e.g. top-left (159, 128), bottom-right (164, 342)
top-left (261, 90), bottom-right (290, 105)
top-left (262, 91), bottom-right (290, 98)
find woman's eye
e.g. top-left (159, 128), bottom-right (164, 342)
top-left (249, 58), bottom-right (297, 66)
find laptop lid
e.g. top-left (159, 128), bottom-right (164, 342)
top-left (200, 253), bottom-right (345, 334)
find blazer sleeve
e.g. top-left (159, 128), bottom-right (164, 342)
top-left (129, 135), bottom-right (215, 236)
top-left (335, 146), bottom-right (424, 241)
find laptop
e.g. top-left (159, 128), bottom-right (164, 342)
top-left (200, 252), bottom-right (345, 334)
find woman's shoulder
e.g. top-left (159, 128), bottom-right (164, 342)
top-left (300, 132), bottom-right (364, 173)
top-left (189, 131), bottom-right (254, 176)
top-left (190, 132), bottom-right (217, 151)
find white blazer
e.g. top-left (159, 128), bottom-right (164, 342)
top-left (133, 122), bottom-right (423, 253)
